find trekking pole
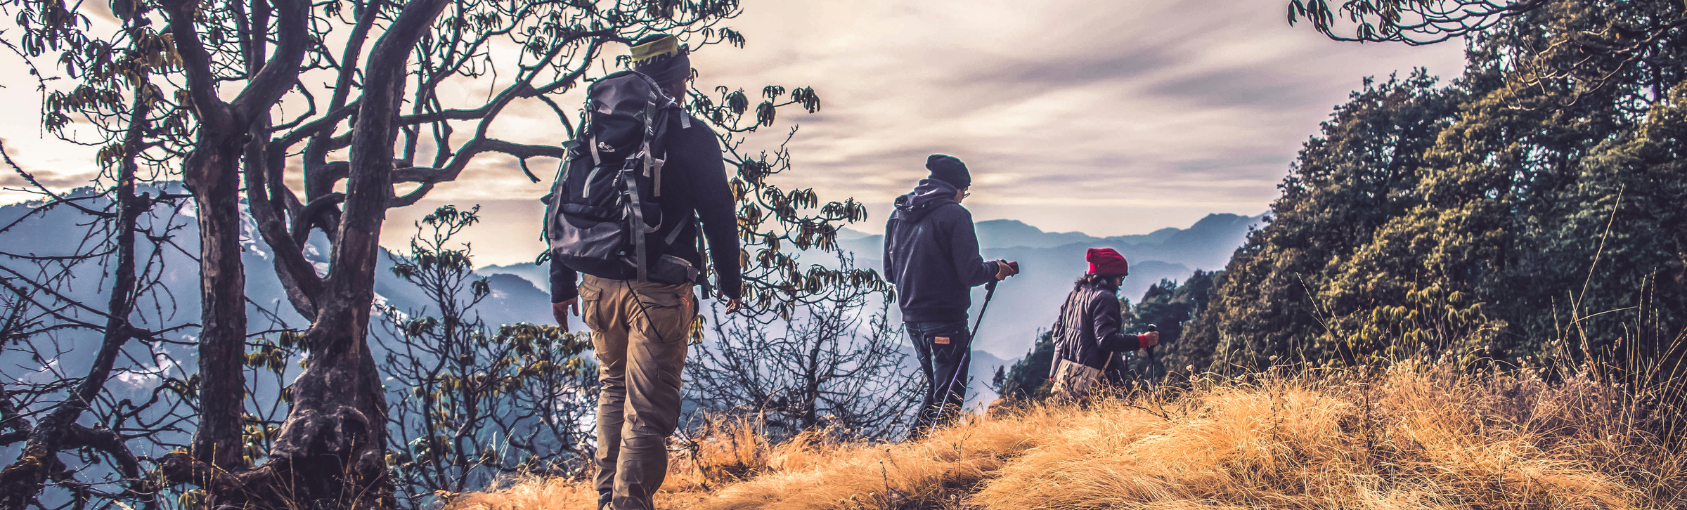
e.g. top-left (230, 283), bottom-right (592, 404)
top-left (935, 264), bottom-right (1012, 425)
top-left (1141, 323), bottom-right (1164, 386)
top-left (940, 279), bottom-right (995, 403)
top-left (958, 263), bottom-right (1013, 384)
top-left (1141, 323), bottom-right (1158, 360)
top-left (970, 279), bottom-right (998, 338)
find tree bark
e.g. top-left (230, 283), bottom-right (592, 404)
top-left (156, 0), bottom-right (310, 503)
top-left (183, 113), bottom-right (250, 476)
top-left (216, 2), bottom-right (450, 506)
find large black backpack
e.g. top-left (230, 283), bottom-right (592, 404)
top-left (543, 70), bottom-right (698, 285)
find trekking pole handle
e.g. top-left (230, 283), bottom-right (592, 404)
top-left (992, 260), bottom-right (1019, 282)
top-left (1143, 323), bottom-right (1158, 358)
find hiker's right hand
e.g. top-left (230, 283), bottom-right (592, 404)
top-left (994, 260), bottom-right (1020, 280)
top-left (552, 298), bottom-right (579, 332)
top-left (1137, 331), bottom-right (1160, 349)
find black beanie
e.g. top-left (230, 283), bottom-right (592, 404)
top-left (926, 154), bottom-right (971, 189)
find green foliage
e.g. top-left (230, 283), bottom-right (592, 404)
top-left (1132, 271), bottom-right (1220, 376)
top-left (1188, 1), bottom-right (1687, 376)
top-left (1187, 69), bottom-right (1463, 371)
top-left (996, 330), bottom-right (1055, 402)
top-left (690, 81), bottom-right (887, 320)
top-left (1126, 271), bottom-right (1219, 337)
top-left (1286, 0), bottom-right (1546, 44)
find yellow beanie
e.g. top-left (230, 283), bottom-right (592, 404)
top-left (630, 35), bottom-right (681, 64)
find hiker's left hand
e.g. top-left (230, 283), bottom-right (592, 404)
top-left (1138, 331), bottom-right (1160, 348)
top-left (724, 298), bottom-right (741, 314)
top-left (552, 298), bottom-right (579, 332)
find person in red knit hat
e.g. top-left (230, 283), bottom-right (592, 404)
top-left (1048, 248), bottom-right (1159, 400)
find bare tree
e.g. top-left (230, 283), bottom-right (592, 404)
top-left (0, 127), bottom-right (198, 508)
top-left (376, 205), bottom-right (598, 508)
top-left (688, 254), bottom-right (919, 441)
top-left (0, 4), bottom-right (206, 499)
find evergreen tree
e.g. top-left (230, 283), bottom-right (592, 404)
top-left (1185, 70), bottom-right (1462, 371)
top-left (997, 330), bottom-right (1055, 402)
top-left (1187, 1), bottom-right (1687, 377)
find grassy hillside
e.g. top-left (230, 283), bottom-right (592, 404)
top-left (445, 363), bottom-right (1684, 509)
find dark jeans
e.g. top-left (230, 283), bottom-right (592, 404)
top-left (906, 320), bottom-right (971, 438)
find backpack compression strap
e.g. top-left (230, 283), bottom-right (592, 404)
top-left (622, 96), bottom-right (666, 282)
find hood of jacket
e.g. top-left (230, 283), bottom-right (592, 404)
top-left (892, 178), bottom-right (959, 223)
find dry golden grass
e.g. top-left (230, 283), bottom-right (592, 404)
top-left (447, 364), bottom-right (1685, 509)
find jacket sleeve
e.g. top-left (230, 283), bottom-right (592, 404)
top-left (1091, 293), bottom-right (1142, 352)
top-left (882, 219), bottom-right (897, 279)
top-left (681, 122), bottom-right (743, 301)
top-left (1048, 295), bottom-right (1072, 379)
top-left (550, 258), bottom-right (578, 303)
top-left (945, 207), bottom-right (998, 288)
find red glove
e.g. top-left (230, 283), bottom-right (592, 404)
top-left (1137, 331), bottom-right (1160, 349)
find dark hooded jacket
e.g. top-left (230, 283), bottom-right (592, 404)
top-left (1051, 277), bottom-right (1148, 372)
top-left (884, 179), bottom-right (998, 322)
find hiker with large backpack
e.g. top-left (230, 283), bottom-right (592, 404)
top-left (545, 34), bottom-right (740, 510)
top-left (1049, 248), bottom-right (1159, 401)
top-left (884, 155), bottom-right (1020, 438)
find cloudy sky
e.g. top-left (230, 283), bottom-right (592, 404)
top-left (0, 0), bottom-right (1465, 266)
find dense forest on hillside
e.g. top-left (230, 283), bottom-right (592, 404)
top-left (990, 0), bottom-right (1687, 408)
top-left (1173, 1), bottom-right (1687, 378)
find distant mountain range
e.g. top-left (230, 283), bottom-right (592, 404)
top-left (835, 214), bottom-right (1260, 275)
top-left (2, 189), bottom-right (1259, 432)
top-left (483, 212), bottom-right (1265, 363)
top-left (826, 213), bottom-right (1265, 360)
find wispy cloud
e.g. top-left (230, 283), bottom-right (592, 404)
top-left (672, 0), bottom-right (1464, 236)
top-left (398, 0), bottom-right (1465, 262)
top-left (0, 0), bottom-right (1465, 264)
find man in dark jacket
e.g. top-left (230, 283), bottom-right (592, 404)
top-left (884, 154), bottom-right (1018, 437)
top-left (1050, 248), bottom-right (1158, 400)
top-left (549, 35), bottom-right (741, 510)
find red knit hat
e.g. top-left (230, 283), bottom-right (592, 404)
top-left (1086, 248), bottom-right (1129, 276)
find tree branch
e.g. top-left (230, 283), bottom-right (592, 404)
top-left (232, 0), bottom-right (312, 118)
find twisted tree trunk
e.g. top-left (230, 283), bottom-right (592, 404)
top-left (184, 103), bottom-right (251, 478)
top-left (161, 2), bottom-right (449, 506)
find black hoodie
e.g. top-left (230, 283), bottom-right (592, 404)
top-left (884, 179), bottom-right (998, 322)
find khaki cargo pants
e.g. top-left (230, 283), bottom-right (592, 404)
top-left (580, 274), bottom-right (696, 510)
